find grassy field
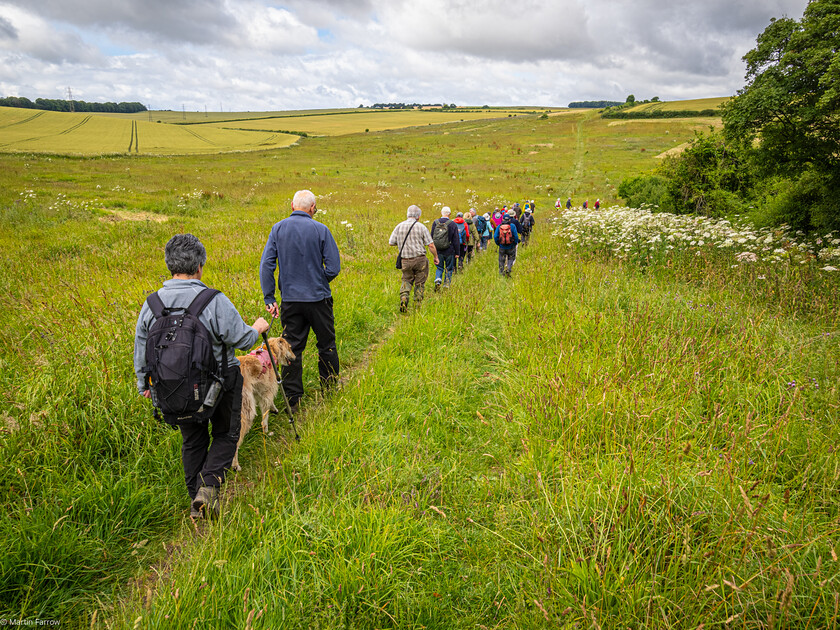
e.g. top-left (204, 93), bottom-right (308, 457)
top-left (0, 106), bottom-right (557, 156)
top-left (197, 109), bottom-right (540, 136)
top-left (2, 107), bottom-right (839, 628)
top-left (97, 107), bottom-right (551, 125)
top-left (0, 107), bottom-right (300, 155)
top-left (626, 97), bottom-right (730, 113)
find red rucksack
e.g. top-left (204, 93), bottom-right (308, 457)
top-left (498, 224), bottom-right (514, 246)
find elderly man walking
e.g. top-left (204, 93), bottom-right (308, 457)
top-left (430, 206), bottom-right (459, 290)
top-left (260, 190), bottom-right (341, 412)
top-left (389, 204), bottom-right (438, 312)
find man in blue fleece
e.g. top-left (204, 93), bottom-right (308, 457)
top-left (260, 190), bottom-right (341, 412)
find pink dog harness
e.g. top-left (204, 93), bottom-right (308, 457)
top-left (250, 346), bottom-right (274, 374)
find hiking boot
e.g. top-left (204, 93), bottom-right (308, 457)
top-left (399, 299), bottom-right (409, 313)
top-left (190, 504), bottom-right (203, 519)
top-left (192, 485), bottom-right (219, 520)
top-left (434, 279), bottom-right (441, 292)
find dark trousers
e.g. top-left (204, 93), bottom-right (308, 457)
top-left (281, 298), bottom-right (339, 406)
top-left (178, 370), bottom-right (242, 499)
top-left (457, 243), bottom-right (467, 269)
top-left (499, 247), bottom-right (517, 274)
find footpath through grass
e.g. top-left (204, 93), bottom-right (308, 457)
top-left (111, 230), bottom-right (840, 628)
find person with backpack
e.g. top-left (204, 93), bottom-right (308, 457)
top-left (478, 212), bottom-right (492, 251)
top-left (594, 199), bottom-right (601, 211)
top-left (260, 189), bottom-right (341, 415)
top-left (566, 197), bottom-right (572, 210)
top-left (134, 233), bottom-right (270, 519)
top-left (431, 206), bottom-right (459, 289)
top-left (388, 204), bottom-right (438, 312)
top-left (464, 211), bottom-right (478, 263)
top-left (453, 212), bottom-right (470, 271)
top-left (491, 207), bottom-right (505, 229)
top-left (493, 211), bottom-right (520, 277)
top-left (508, 208), bottom-right (524, 239)
top-left (520, 209), bottom-right (535, 246)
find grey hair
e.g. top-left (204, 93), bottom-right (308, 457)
top-left (407, 204), bottom-right (422, 219)
top-left (165, 233), bottom-right (206, 275)
top-left (292, 189), bottom-right (316, 212)
top-left (441, 206), bottom-right (451, 217)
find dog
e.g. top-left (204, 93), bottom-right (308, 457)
top-left (232, 336), bottom-right (295, 471)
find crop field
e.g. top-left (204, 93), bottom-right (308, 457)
top-left (198, 109), bottom-right (539, 136)
top-left (2, 107), bottom-right (840, 628)
top-left (0, 107), bottom-right (299, 155)
top-left (98, 106), bottom-right (550, 125)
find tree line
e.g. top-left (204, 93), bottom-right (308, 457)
top-left (0, 96), bottom-right (147, 114)
top-left (568, 100), bottom-right (624, 108)
top-left (618, 0), bottom-right (840, 232)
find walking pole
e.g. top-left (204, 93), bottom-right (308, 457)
top-left (261, 323), bottom-right (301, 442)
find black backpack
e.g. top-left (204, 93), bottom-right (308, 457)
top-left (475, 215), bottom-right (487, 234)
top-left (432, 218), bottom-right (452, 251)
top-left (143, 288), bottom-right (227, 425)
top-left (521, 214), bottom-right (534, 232)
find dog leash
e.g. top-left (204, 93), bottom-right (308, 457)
top-left (261, 312), bottom-right (301, 442)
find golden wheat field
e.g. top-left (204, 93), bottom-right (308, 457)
top-left (0, 107), bottom-right (300, 155)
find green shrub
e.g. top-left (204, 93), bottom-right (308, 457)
top-left (751, 170), bottom-right (840, 231)
top-left (617, 174), bottom-right (668, 208)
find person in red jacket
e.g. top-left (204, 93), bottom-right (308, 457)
top-left (453, 212), bottom-right (470, 271)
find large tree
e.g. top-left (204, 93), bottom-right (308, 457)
top-left (722, 0), bottom-right (840, 198)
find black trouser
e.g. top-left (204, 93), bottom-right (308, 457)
top-left (178, 370), bottom-right (242, 499)
top-left (281, 298), bottom-right (339, 406)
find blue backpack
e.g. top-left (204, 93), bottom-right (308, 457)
top-left (475, 215), bottom-right (487, 234)
top-left (456, 221), bottom-right (467, 244)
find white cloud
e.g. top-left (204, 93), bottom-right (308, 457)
top-left (0, 0), bottom-right (813, 109)
top-left (0, 3), bottom-right (101, 64)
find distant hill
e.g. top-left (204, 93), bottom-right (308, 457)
top-left (625, 97), bottom-right (730, 113)
top-left (602, 97), bottom-right (730, 119)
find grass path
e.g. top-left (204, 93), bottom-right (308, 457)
top-left (109, 226), bottom-right (840, 628)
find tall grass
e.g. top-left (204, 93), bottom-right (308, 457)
top-left (2, 111), bottom-right (837, 627)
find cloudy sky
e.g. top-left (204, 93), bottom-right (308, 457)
top-left (0, 0), bottom-right (809, 111)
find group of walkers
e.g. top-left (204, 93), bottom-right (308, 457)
top-left (556, 196), bottom-right (600, 211)
top-left (389, 201), bottom-right (536, 312)
top-left (133, 189), bottom-right (539, 518)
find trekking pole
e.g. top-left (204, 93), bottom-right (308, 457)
top-left (261, 319), bottom-right (301, 442)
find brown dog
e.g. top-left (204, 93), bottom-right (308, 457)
top-left (232, 336), bottom-right (295, 471)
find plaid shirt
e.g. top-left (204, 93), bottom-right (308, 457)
top-left (389, 219), bottom-right (433, 259)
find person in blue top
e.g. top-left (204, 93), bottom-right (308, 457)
top-left (493, 210), bottom-right (520, 277)
top-left (260, 190), bottom-right (341, 411)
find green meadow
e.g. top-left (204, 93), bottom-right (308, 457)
top-left (1, 107), bottom-right (839, 628)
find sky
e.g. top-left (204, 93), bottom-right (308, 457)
top-left (0, 0), bottom-right (810, 112)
